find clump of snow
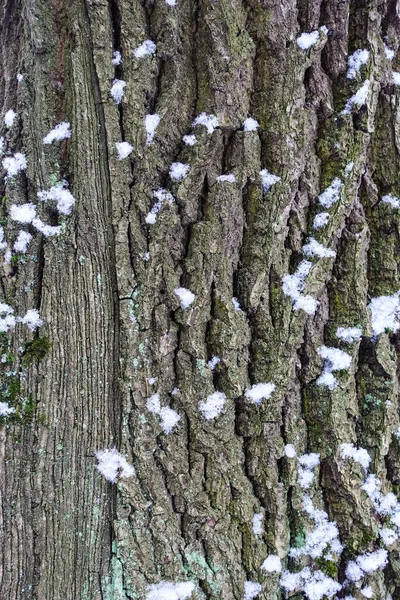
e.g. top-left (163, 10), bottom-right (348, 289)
top-left (245, 382), bottom-right (275, 405)
top-left (4, 109), bottom-right (16, 127)
top-left (381, 193), bottom-right (400, 209)
top-left (342, 80), bottom-right (370, 115)
top-left (198, 391), bottom-right (226, 420)
top-left (169, 162), bottom-right (190, 181)
top-left (38, 181), bottom-right (76, 215)
top-left (0, 402), bottom-right (15, 417)
top-left (145, 581), bottom-right (195, 600)
top-left (297, 454), bottom-right (320, 489)
top-left (252, 512), bottom-right (264, 534)
top-left (217, 174), bottom-right (236, 183)
top-left (260, 168), bottom-right (281, 193)
top-left (16, 73), bottom-right (23, 82)
top-left (347, 49), bottom-right (370, 79)
top-left (159, 406), bottom-right (181, 434)
top-left (174, 287), bottom-right (195, 309)
top-left (147, 394), bottom-right (181, 434)
top-left (319, 178), bottom-right (342, 208)
top-left (112, 50), bottom-right (122, 65)
top-left (147, 393), bottom-right (161, 414)
top-left (290, 496), bottom-right (342, 561)
top-left (380, 527), bottom-right (398, 546)
top-left (393, 72), bottom-right (400, 85)
top-left (340, 443), bottom-right (371, 471)
top-left (369, 292), bottom-right (400, 335)
top-left (284, 444), bottom-right (297, 458)
top-left (345, 161), bottom-right (354, 177)
top-left (336, 326), bottom-right (362, 343)
top-left (261, 555), bottom-right (281, 573)
top-left (147, 377), bottom-right (158, 386)
top-left (282, 260), bottom-right (319, 316)
top-left (32, 218), bottom-right (61, 237)
top-left (43, 121), bottom-right (71, 144)
top-left (14, 231), bottom-right (32, 253)
top-left (293, 295), bottom-right (319, 315)
top-left (0, 303), bottom-right (16, 332)
top-left (302, 237), bottom-right (336, 259)
top-left (243, 581), bottom-right (261, 600)
top-left (313, 212), bottom-right (330, 230)
top-left (192, 113), bottom-right (219, 134)
top-left (296, 30), bottom-right (320, 50)
top-left (165, 0), bottom-right (176, 6)
top-left (18, 308), bottom-right (43, 331)
top-left (232, 297), bottom-right (242, 311)
top-left (115, 141), bottom-right (134, 160)
top-left (183, 134), bottom-right (197, 146)
top-left (9, 203), bottom-right (36, 224)
top-left (281, 568), bottom-right (341, 600)
top-left (95, 448), bottom-right (135, 484)
top-left (110, 79), bottom-right (126, 104)
top-left (0, 226), bottom-right (6, 251)
top-left (318, 346), bottom-right (352, 370)
top-left (145, 114), bottom-right (160, 145)
top-left (361, 586), bottom-right (373, 598)
top-left (3, 152), bottom-right (27, 177)
top-left (243, 117), bottom-right (259, 131)
top-left (356, 549), bottom-right (388, 574)
top-left (134, 40), bottom-right (156, 59)
top-left (207, 356), bottom-right (220, 370)
top-left (385, 44), bottom-right (395, 60)
top-left (316, 345), bottom-right (352, 389)
top-left (145, 188), bottom-right (174, 225)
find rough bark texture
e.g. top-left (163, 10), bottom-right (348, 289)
top-left (1, 0), bottom-right (400, 598)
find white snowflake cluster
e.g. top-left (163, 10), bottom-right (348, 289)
top-left (145, 188), bottom-right (174, 224)
top-left (198, 391), bottom-right (226, 420)
top-left (342, 80), bottom-right (370, 115)
top-left (95, 448), bottom-right (135, 484)
top-left (0, 303), bottom-right (42, 333)
top-left (146, 393), bottom-right (181, 434)
top-left (347, 49), bottom-right (370, 79)
top-left (43, 121), bottom-right (71, 144)
top-left (252, 512), bottom-right (264, 535)
top-left (282, 260), bottom-right (319, 315)
top-left (259, 168), bottom-right (281, 193)
top-left (381, 193), bottom-right (400, 209)
top-left (302, 237), bottom-right (336, 259)
top-left (174, 287), bottom-right (195, 309)
top-left (340, 442), bottom-right (371, 471)
top-left (145, 581), bottom-right (194, 600)
top-left (316, 345), bottom-right (352, 390)
top-left (336, 326), bottom-right (362, 343)
top-left (368, 291), bottom-right (400, 335)
top-left (244, 382), bottom-right (275, 405)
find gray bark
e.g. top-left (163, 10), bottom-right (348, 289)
top-left (0, 0), bottom-right (400, 598)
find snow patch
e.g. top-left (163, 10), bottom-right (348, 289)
top-left (43, 122), bottom-right (71, 144)
top-left (174, 287), bottom-right (195, 309)
top-left (95, 448), bottom-right (135, 484)
top-left (115, 141), bottom-right (134, 160)
top-left (198, 391), bottom-right (226, 420)
top-left (245, 382), bottom-right (275, 405)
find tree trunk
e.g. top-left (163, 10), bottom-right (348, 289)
top-left (1, 0), bottom-right (400, 598)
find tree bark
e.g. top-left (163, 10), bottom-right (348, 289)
top-left (1, 0), bottom-right (400, 598)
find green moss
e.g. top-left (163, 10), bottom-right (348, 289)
top-left (21, 336), bottom-right (51, 366)
top-left (315, 557), bottom-right (338, 578)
